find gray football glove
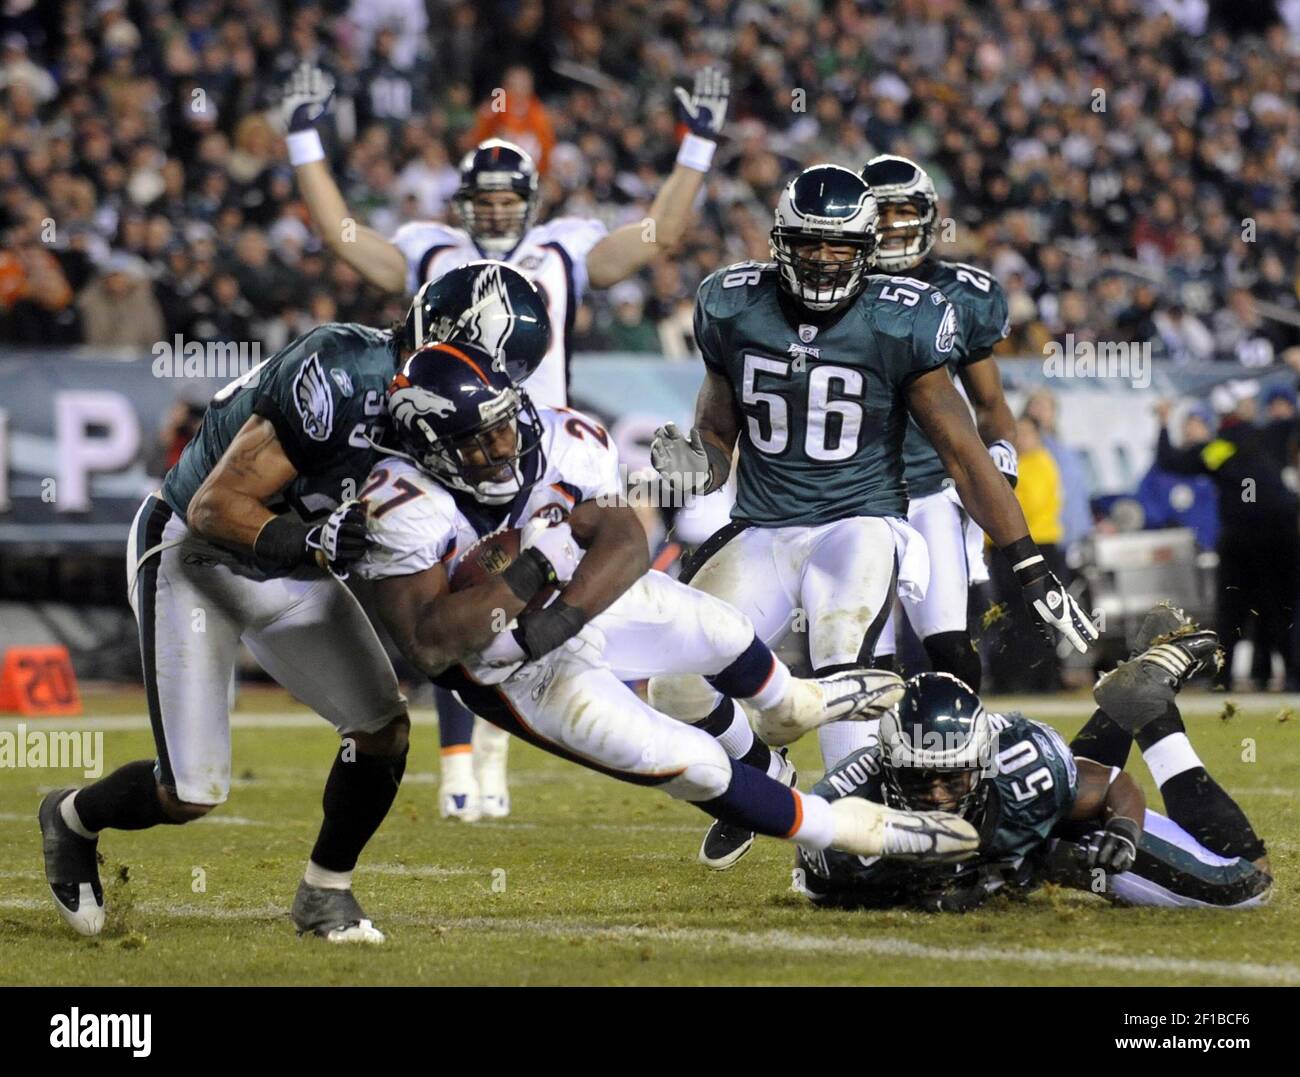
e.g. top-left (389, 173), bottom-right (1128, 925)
top-left (1083, 816), bottom-right (1141, 874)
top-left (651, 422), bottom-right (715, 497)
top-left (988, 439), bottom-right (1018, 488)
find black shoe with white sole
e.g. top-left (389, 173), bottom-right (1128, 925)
top-left (38, 788), bottom-right (105, 937)
top-left (698, 750), bottom-right (795, 871)
top-left (291, 879), bottom-right (385, 943)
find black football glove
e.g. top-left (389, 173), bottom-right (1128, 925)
top-left (1083, 816), bottom-right (1141, 874)
top-left (1003, 540), bottom-right (1098, 654)
top-left (306, 499), bottom-right (370, 578)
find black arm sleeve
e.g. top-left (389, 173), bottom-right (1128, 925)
top-left (1154, 427), bottom-right (1206, 476)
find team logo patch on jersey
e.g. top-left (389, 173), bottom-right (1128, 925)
top-left (935, 304), bottom-right (958, 354)
top-left (330, 368), bottom-right (354, 396)
top-left (292, 353), bottom-right (335, 442)
top-left (798, 324), bottom-right (818, 343)
top-left (787, 341), bottom-right (820, 360)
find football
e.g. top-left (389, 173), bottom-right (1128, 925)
top-left (449, 527), bottom-right (556, 612)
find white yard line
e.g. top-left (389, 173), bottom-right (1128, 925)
top-left (0, 900), bottom-right (1293, 984)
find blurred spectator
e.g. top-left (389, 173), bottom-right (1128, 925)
top-left (76, 254), bottom-right (164, 348)
top-left (0, 1), bottom-right (1296, 357)
top-left (465, 65), bottom-right (555, 173)
top-left (1136, 403), bottom-right (1220, 549)
top-left (1023, 388), bottom-right (1094, 548)
top-left (1155, 396), bottom-right (1299, 690)
top-left (1260, 384), bottom-right (1298, 469)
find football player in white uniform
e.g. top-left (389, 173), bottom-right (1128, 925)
top-left (352, 340), bottom-right (981, 867)
top-left (280, 62), bottom-right (731, 818)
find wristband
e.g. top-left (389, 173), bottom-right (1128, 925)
top-left (1000, 536), bottom-right (1047, 584)
top-left (501, 547), bottom-right (553, 603)
top-left (513, 599), bottom-right (588, 661)
top-left (253, 515), bottom-right (314, 570)
top-left (287, 128), bottom-right (325, 167)
top-left (676, 133), bottom-right (717, 173)
top-left (702, 441), bottom-right (731, 493)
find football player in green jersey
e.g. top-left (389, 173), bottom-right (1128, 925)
top-left (36, 264), bottom-right (550, 944)
top-left (648, 164), bottom-right (1097, 870)
top-left (798, 607), bottom-right (1271, 912)
top-left (861, 154), bottom-right (1018, 697)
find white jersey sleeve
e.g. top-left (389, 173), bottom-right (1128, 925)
top-left (538, 406), bottom-right (622, 504)
top-left (390, 221), bottom-right (474, 295)
top-left (526, 217), bottom-right (607, 303)
top-left (356, 459), bottom-right (461, 580)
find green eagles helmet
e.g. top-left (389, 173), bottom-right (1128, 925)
top-left (860, 154), bottom-right (939, 273)
top-left (403, 260), bottom-right (552, 386)
top-left (878, 672), bottom-right (997, 820)
top-left (770, 164), bottom-right (878, 312)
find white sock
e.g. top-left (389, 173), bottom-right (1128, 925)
top-left (440, 748), bottom-right (475, 789)
top-left (746, 657), bottom-right (791, 712)
top-left (714, 700), bottom-right (756, 759)
top-left (789, 790), bottom-right (835, 851)
top-left (818, 720), bottom-right (876, 771)
top-left (1143, 732), bottom-right (1204, 787)
top-left (304, 861), bottom-right (353, 890)
top-left (60, 792), bottom-right (97, 839)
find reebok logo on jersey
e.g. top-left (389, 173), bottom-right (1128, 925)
top-left (331, 368), bottom-right (354, 395)
top-left (935, 304), bottom-right (957, 354)
top-left (292, 353), bottom-right (335, 442)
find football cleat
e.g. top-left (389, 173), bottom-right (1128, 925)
top-left (829, 796), bottom-right (980, 863)
top-left (698, 749), bottom-right (796, 870)
top-left (38, 789), bottom-right (105, 937)
top-left (291, 880), bottom-right (385, 944)
top-left (1095, 610), bottom-right (1222, 733)
top-left (752, 669), bottom-right (905, 747)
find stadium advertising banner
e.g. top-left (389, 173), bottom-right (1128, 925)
top-left (0, 350), bottom-right (1291, 549)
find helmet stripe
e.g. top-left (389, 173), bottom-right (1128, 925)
top-left (430, 342), bottom-right (492, 384)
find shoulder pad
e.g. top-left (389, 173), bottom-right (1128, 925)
top-left (697, 261), bottom-right (778, 320)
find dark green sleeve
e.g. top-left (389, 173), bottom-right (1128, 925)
top-left (901, 292), bottom-right (958, 387)
top-left (958, 278), bottom-right (1010, 365)
top-left (693, 274), bottom-right (727, 375)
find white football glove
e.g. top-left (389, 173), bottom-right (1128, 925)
top-left (520, 518), bottom-right (581, 584)
top-left (280, 62), bottom-right (335, 134)
top-left (306, 499), bottom-right (370, 579)
top-left (673, 67), bottom-right (730, 139)
top-left (987, 439), bottom-right (1018, 488)
top-left (651, 423), bottom-right (715, 497)
top-left (1022, 570), bottom-right (1098, 654)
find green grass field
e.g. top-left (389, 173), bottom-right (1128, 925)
top-left (2, 689), bottom-right (1296, 986)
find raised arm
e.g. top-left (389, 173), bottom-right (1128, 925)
top-left (586, 68), bottom-right (729, 289)
top-left (281, 62), bottom-right (408, 295)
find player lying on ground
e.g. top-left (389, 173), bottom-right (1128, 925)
top-left (796, 607), bottom-right (1271, 911)
top-left (648, 164), bottom-right (1097, 870)
top-left (283, 61), bottom-right (732, 822)
top-left (353, 340), bottom-right (981, 864)
top-left (861, 154), bottom-right (1018, 695)
top-left (36, 265), bottom-right (549, 944)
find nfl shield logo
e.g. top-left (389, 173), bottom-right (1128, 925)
top-left (798, 324), bottom-right (818, 343)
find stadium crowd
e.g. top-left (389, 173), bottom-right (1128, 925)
top-left (0, 0), bottom-right (1299, 363)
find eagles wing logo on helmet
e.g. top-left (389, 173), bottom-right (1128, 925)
top-left (465, 263), bottom-right (516, 372)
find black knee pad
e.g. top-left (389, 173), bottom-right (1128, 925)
top-left (923, 631), bottom-right (982, 691)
